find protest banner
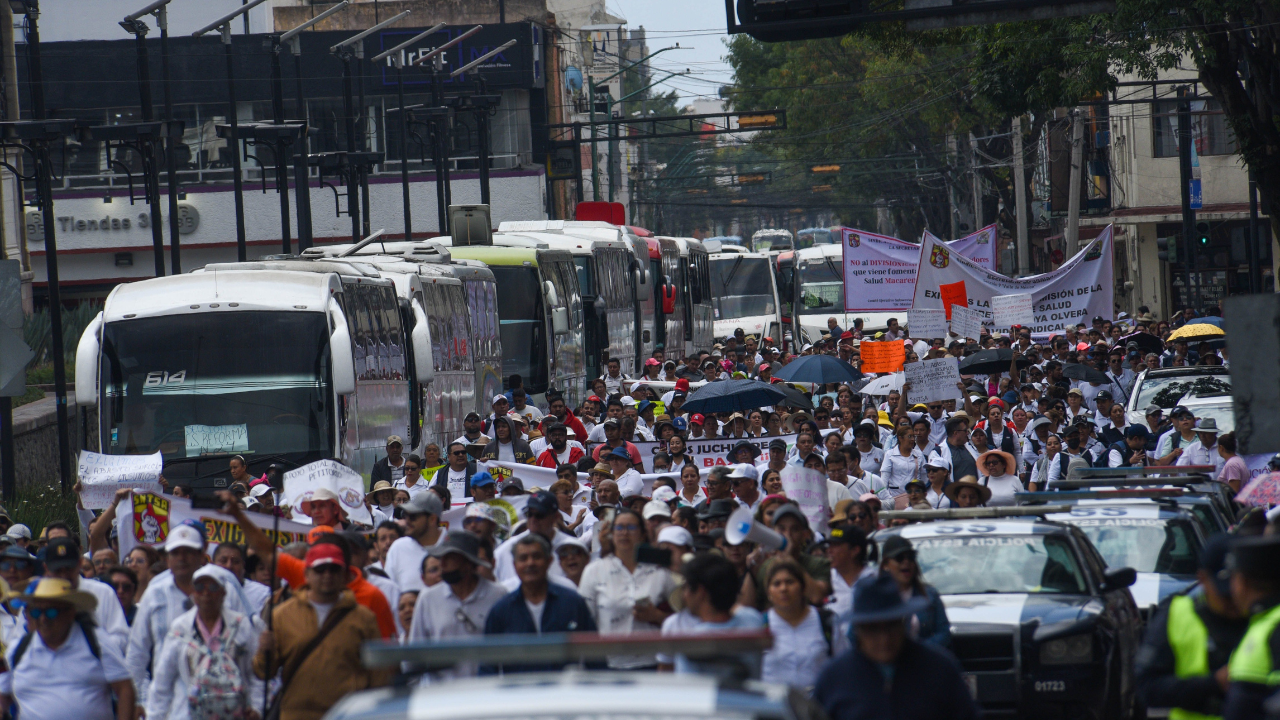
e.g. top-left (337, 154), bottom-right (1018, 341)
top-left (939, 281), bottom-right (967, 320)
top-left (840, 227), bottom-right (1005, 313)
top-left (283, 459), bottom-right (373, 526)
top-left (906, 309), bottom-right (948, 340)
top-left (860, 341), bottom-right (906, 373)
top-left (780, 465), bottom-right (829, 534)
top-left (929, 224), bottom-right (999, 271)
top-left (637, 433), bottom-right (798, 472)
top-left (476, 461), bottom-right (592, 503)
top-left (992, 293), bottom-right (1035, 327)
top-left (76, 450), bottom-right (163, 510)
top-left (951, 306), bottom-right (984, 341)
top-left (117, 492), bottom-right (312, 559)
top-left (903, 357), bottom-right (962, 404)
top-left (912, 225), bottom-right (1115, 339)
top-left (440, 495), bottom-right (528, 539)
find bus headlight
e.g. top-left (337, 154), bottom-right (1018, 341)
top-left (1040, 634), bottom-right (1093, 665)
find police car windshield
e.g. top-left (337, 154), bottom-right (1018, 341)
top-left (1051, 509), bottom-right (1201, 575)
top-left (912, 534), bottom-right (1088, 595)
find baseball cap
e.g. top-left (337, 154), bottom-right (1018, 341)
top-left (44, 537), bottom-right (82, 569)
top-left (675, 378), bottom-right (690, 391)
top-left (492, 394), bottom-right (508, 405)
top-left (471, 471), bottom-right (496, 488)
top-left (525, 490), bottom-right (558, 517)
top-left (689, 414), bottom-right (706, 425)
top-left (643, 500), bottom-right (673, 520)
top-left (770, 503), bottom-right (807, 527)
top-left (192, 564), bottom-right (229, 590)
top-left (401, 492), bottom-right (444, 517)
top-left (305, 543), bottom-right (346, 570)
top-left (657, 525), bottom-right (693, 548)
top-left (307, 525), bottom-right (335, 544)
top-left (768, 438), bottom-right (788, 451)
top-left (250, 483), bottom-right (274, 499)
top-left (1125, 425), bottom-right (1149, 439)
top-left (727, 463), bottom-right (759, 482)
top-left (6, 524), bottom-right (30, 540)
top-left (1170, 405), bottom-right (1194, 418)
top-left (386, 435), bottom-right (404, 447)
top-left (1145, 405), bottom-right (1164, 417)
top-left (163, 524), bottom-right (205, 554)
top-left (499, 476), bottom-right (526, 494)
top-left (607, 446), bottom-right (633, 461)
top-left (645, 358), bottom-right (661, 367)
top-left (1096, 390), bottom-right (1113, 401)
top-left (652, 485), bottom-right (678, 503)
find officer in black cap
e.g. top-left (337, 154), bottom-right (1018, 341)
top-left (1223, 534), bottom-right (1280, 720)
top-left (1136, 534), bottom-right (1248, 718)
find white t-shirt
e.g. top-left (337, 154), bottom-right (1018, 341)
top-left (310, 600), bottom-right (334, 627)
top-left (447, 466), bottom-right (469, 500)
top-left (762, 606), bottom-right (849, 688)
top-left (525, 599), bottom-right (546, 634)
top-left (1, 622), bottom-right (132, 720)
top-left (384, 534), bottom-right (444, 592)
top-left (497, 443), bottom-right (516, 463)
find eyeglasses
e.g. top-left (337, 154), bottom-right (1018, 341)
top-left (450, 450), bottom-right (467, 456)
top-left (26, 606), bottom-right (67, 620)
top-left (455, 608), bottom-right (478, 632)
top-left (0, 561), bottom-right (30, 572)
top-left (112, 581), bottom-right (136, 593)
top-left (613, 523), bottom-right (642, 532)
top-left (984, 458), bottom-right (1004, 466)
top-left (927, 405), bottom-right (942, 410)
top-left (405, 466), bottom-right (420, 472)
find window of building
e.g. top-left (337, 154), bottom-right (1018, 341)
top-left (1152, 98), bottom-right (1237, 158)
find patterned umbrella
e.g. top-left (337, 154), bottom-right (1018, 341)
top-left (1168, 323), bottom-right (1225, 343)
top-left (1236, 471), bottom-right (1280, 507)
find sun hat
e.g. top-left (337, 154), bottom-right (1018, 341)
top-left (943, 478), bottom-right (993, 504)
top-left (365, 480), bottom-right (394, 499)
top-left (849, 573), bottom-right (929, 625)
top-left (977, 449), bottom-right (1018, 475)
top-left (426, 531), bottom-right (493, 569)
top-left (16, 577), bottom-right (97, 614)
top-left (300, 487), bottom-right (348, 520)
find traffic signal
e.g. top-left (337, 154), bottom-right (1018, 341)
top-left (1196, 222), bottom-right (1211, 246)
top-left (1157, 237), bottom-right (1177, 263)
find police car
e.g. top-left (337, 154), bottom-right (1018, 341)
top-left (874, 507), bottom-right (1143, 719)
top-left (323, 632), bottom-right (820, 720)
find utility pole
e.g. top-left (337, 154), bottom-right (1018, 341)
top-left (119, 15), bottom-right (167, 278)
top-left (1248, 167), bottom-right (1261, 294)
top-left (1065, 109), bottom-right (1084, 256)
top-left (969, 132), bottom-right (981, 230)
top-left (1177, 87), bottom-right (1197, 310)
top-left (1012, 116), bottom-right (1029, 277)
top-left (448, 40), bottom-right (516, 205)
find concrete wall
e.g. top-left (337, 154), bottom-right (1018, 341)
top-left (272, 0), bottom-right (550, 31)
top-left (12, 392), bottom-right (96, 492)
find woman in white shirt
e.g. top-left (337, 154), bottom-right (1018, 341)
top-left (677, 464), bottom-right (704, 507)
top-left (976, 450), bottom-right (1024, 506)
top-left (761, 561), bottom-right (848, 688)
top-left (878, 425), bottom-right (924, 498)
top-left (578, 508), bottom-right (678, 669)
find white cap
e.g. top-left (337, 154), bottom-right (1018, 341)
top-left (727, 463), bottom-right (758, 481)
top-left (164, 524), bottom-right (205, 553)
top-left (556, 536), bottom-right (590, 555)
top-left (643, 499), bottom-right (672, 520)
top-left (492, 394), bottom-right (508, 405)
top-left (6, 524), bottom-right (31, 540)
top-left (241, 496), bottom-right (260, 509)
top-left (621, 396), bottom-right (637, 407)
top-left (651, 486), bottom-right (677, 503)
top-left (249, 484), bottom-right (273, 498)
top-left (657, 525), bottom-right (693, 548)
top-left (192, 565), bottom-right (228, 590)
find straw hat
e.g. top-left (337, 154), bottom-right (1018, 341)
top-left (977, 449), bottom-right (1018, 476)
top-left (944, 478), bottom-right (993, 505)
top-left (17, 577), bottom-right (97, 614)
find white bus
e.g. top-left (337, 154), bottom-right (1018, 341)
top-left (792, 244), bottom-right (897, 340)
top-left (751, 228), bottom-right (795, 254)
top-left (656, 236), bottom-right (715, 359)
top-left (709, 245), bottom-right (783, 344)
top-left (74, 259), bottom-right (430, 485)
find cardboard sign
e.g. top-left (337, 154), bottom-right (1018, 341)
top-left (907, 309), bottom-right (948, 340)
top-left (77, 451), bottom-right (164, 510)
top-left (780, 465), bottom-right (829, 534)
top-left (992, 293), bottom-right (1034, 327)
top-left (860, 341), bottom-right (907, 373)
top-left (184, 424), bottom-right (248, 456)
top-left (903, 356), bottom-right (962, 404)
top-left (951, 306), bottom-right (984, 341)
top-left (939, 281), bottom-right (968, 320)
top-left (283, 460), bottom-right (373, 526)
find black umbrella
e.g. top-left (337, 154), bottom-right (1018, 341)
top-left (771, 354), bottom-right (863, 385)
top-left (772, 383), bottom-right (815, 411)
top-left (957, 348), bottom-right (1031, 375)
top-left (681, 379), bottom-right (789, 415)
top-left (1115, 331), bottom-right (1163, 356)
top-left (1061, 363), bottom-right (1110, 384)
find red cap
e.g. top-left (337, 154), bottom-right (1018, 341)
top-left (645, 358), bottom-right (661, 366)
top-left (305, 543), bottom-right (346, 569)
top-left (840, 331), bottom-right (854, 340)
top-left (588, 395), bottom-right (602, 403)
top-left (690, 413), bottom-right (706, 425)
top-left (675, 379), bottom-right (690, 391)
top-left (306, 525), bottom-right (335, 544)
top-left (758, 363), bottom-right (771, 372)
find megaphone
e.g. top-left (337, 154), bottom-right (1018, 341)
top-left (725, 506), bottom-right (787, 551)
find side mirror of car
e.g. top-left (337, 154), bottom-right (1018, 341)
top-left (1102, 567), bottom-right (1137, 592)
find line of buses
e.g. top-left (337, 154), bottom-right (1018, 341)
top-left (71, 204), bottom-right (805, 487)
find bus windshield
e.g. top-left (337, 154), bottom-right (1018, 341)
top-left (489, 265), bottom-right (548, 391)
top-left (710, 256), bottom-right (776, 320)
top-left (797, 229), bottom-right (834, 248)
top-left (797, 256), bottom-right (845, 315)
top-left (752, 234), bottom-right (792, 253)
top-left (100, 312), bottom-right (333, 459)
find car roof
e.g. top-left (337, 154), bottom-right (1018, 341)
top-left (876, 517), bottom-right (1075, 540)
top-left (324, 671), bottom-right (792, 720)
top-left (1138, 366), bottom-right (1229, 379)
top-left (1042, 500), bottom-right (1194, 522)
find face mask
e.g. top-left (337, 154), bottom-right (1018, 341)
top-left (441, 569), bottom-right (464, 585)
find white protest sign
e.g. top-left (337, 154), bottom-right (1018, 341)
top-left (117, 492), bottom-right (313, 559)
top-left (913, 225), bottom-right (1115, 340)
top-left (283, 459), bottom-right (373, 526)
top-left (840, 227), bottom-right (1001, 313)
top-left (992, 293), bottom-right (1034, 327)
top-left (780, 465), bottom-right (829, 534)
top-left (950, 306), bottom-right (984, 341)
top-left (907, 309), bottom-right (948, 340)
top-left (76, 451), bottom-right (164, 510)
top-left (184, 424), bottom-right (248, 455)
top-left (926, 224), bottom-right (998, 271)
top-left (903, 356), bottom-right (962, 404)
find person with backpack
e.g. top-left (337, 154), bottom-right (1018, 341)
top-left (145, 565), bottom-right (263, 720)
top-left (0, 577), bottom-right (135, 720)
top-left (1103, 425), bottom-right (1151, 468)
top-left (760, 560), bottom-right (848, 688)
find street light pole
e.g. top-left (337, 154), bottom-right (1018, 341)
top-left (448, 39), bottom-right (516, 205)
top-left (412, 25), bottom-right (483, 236)
top-left (193, 0), bottom-right (270, 262)
top-left (119, 16), bottom-right (167, 278)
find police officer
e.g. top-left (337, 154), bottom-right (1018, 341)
top-left (1224, 534), bottom-right (1280, 720)
top-left (1136, 535), bottom-right (1247, 719)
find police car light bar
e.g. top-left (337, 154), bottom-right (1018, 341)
top-left (361, 630), bottom-right (773, 669)
top-left (1017, 488), bottom-right (1185, 503)
top-left (877, 504), bottom-right (1075, 521)
top-left (1067, 465), bottom-right (1215, 479)
top-left (1051, 477), bottom-right (1205, 489)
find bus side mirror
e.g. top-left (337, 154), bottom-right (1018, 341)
top-left (74, 312), bottom-right (103, 407)
top-left (634, 266), bottom-right (650, 301)
top-left (411, 298), bottom-right (435, 386)
top-left (661, 284), bottom-right (676, 315)
top-left (552, 307), bottom-right (570, 336)
top-left (328, 302), bottom-right (358, 396)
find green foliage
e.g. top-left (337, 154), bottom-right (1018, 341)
top-left (22, 301), bottom-right (100, 369)
top-left (7, 482), bottom-right (77, 539)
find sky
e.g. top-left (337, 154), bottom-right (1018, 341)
top-left (608, 0), bottom-right (737, 107)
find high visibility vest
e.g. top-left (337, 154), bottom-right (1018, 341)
top-left (1166, 595), bottom-right (1217, 720)
top-left (1229, 602), bottom-right (1280, 688)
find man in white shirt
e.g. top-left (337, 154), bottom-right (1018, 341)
top-left (2, 577), bottom-right (135, 720)
top-left (600, 357), bottom-right (629, 395)
top-left (493, 491), bottom-right (574, 585)
top-left (40, 537), bottom-right (131, 655)
top-left (1104, 350), bottom-right (1137, 401)
top-left (728, 464), bottom-right (762, 510)
top-left (1174, 418), bottom-right (1226, 475)
top-left (409, 532), bottom-right (504, 676)
top-left (510, 387), bottom-right (544, 427)
top-left (453, 411), bottom-right (491, 448)
top-left (383, 492), bottom-right (446, 592)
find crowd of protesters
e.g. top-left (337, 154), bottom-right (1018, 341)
top-left (0, 302), bottom-right (1270, 720)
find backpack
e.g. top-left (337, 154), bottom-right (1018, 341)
top-left (183, 623), bottom-right (249, 720)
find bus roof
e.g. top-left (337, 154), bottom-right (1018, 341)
top-left (710, 247), bottom-right (767, 259)
top-left (501, 230), bottom-right (628, 256)
top-left (795, 243), bottom-right (844, 260)
top-left (447, 246), bottom-right (572, 267)
top-left (103, 268), bottom-right (343, 322)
